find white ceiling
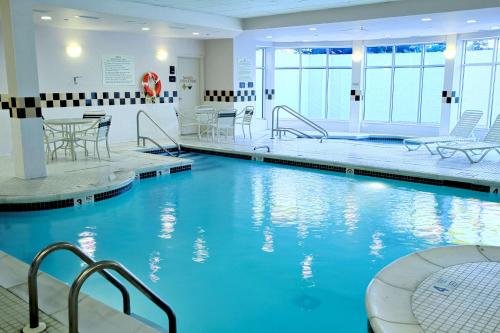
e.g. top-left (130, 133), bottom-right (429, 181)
top-left (114, 0), bottom-right (402, 19)
top-left (248, 7), bottom-right (500, 42)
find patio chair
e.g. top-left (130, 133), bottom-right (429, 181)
top-left (196, 105), bottom-right (217, 141)
top-left (436, 114), bottom-right (500, 163)
top-left (175, 107), bottom-right (198, 135)
top-left (216, 110), bottom-right (237, 142)
top-left (235, 106), bottom-right (254, 139)
top-left (76, 116), bottom-right (112, 160)
top-left (403, 110), bottom-right (483, 154)
top-left (43, 121), bottom-right (66, 162)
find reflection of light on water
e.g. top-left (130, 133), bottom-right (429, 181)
top-left (301, 255), bottom-right (314, 280)
top-left (369, 232), bottom-right (385, 257)
top-left (252, 174), bottom-right (265, 228)
top-left (262, 226), bottom-right (274, 253)
top-left (78, 226), bottom-right (97, 260)
top-left (365, 182), bottom-right (388, 191)
top-left (448, 198), bottom-right (500, 246)
top-left (192, 228), bottom-right (210, 263)
top-left (149, 251), bottom-right (161, 283)
top-left (343, 193), bottom-right (359, 234)
top-left (159, 206), bottom-right (176, 239)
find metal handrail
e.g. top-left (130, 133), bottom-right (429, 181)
top-left (271, 105), bottom-right (329, 141)
top-left (26, 242), bottom-right (131, 330)
top-left (69, 260), bottom-right (177, 333)
top-left (137, 110), bottom-right (181, 156)
top-left (253, 145), bottom-right (270, 152)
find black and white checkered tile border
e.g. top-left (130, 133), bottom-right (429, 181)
top-left (442, 91), bottom-right (460, 104)
top-left (40, 91), bottom-right (178, 108)
top-left (265, 88), bottom-right (275, 100)
top-left (204, 90), bottom-right (256, 102)
top-left (0, 96), bottom-right (42, 118)
top-left (350, 89), bottom-right (363, 101)
top-left (1, 91), bottom-right (178, 118)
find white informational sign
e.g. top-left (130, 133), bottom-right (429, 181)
top-left (102, 55), bottom-right (135, 86)
top-left (237, 57), bottom-right (253, 83)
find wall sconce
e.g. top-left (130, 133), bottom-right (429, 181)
top-left (352, 50), bottom-right (363, 63)
top-left (156, 49), bottom-right (168, 61)
top-left (66, 43), bottom-right (82, 58)
top-left (444, 48), bottom-right (457, 60)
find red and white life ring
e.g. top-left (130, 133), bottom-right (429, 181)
top-left (142, 72), bottom-right (162, 97)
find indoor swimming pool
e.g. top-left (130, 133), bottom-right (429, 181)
top-left (1, 154), bottom-right (499, 332)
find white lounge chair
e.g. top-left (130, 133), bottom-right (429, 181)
top-left (436, 114), bottom-right (500, 163)
top-left (403, 110), bottom-right (483, 154)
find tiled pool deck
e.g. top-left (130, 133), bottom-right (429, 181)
top-left (0, 251), bottom-right (160, 333)
top-left (179, 131), bottom-right (500, 193)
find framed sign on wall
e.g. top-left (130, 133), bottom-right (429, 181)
top-left (102, 55), bottom-right (135, 86)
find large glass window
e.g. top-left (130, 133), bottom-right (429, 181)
top-left (256, 48), bottom-right (265, 118)
top-left (274, 47), bottom-right (352, 120)
top-left (363, 43), bottom-right (445, 124)
top-left (459, 38), bottom-right (500, 127)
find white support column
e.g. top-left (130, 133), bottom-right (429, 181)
top-left (1, 0), bottom-right (46, 179)
top-left (264, 47), bottom-right (275, 129)
top-left (439, 34), bottom-right (462, 135)
top-left (349, 40), bottom-right (364, 133)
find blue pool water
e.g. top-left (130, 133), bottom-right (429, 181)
top-left (1, 154), bottom-right (500, 332)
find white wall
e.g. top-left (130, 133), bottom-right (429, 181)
top-left (0, 26), bottom-right (204, 155)
top-left (204, 39), bottom-right (234, 90)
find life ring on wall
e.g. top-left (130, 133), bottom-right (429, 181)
top-left (142, 72), bottom-right (162, 97)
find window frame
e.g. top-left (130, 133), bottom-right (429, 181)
top-left (458, 38), bottom-right (500, 127)
top-left (274, 47), bottom-right (353, 120)
top-left (363, 42), bottom-right (446, 124)
top-left (256, 48), bottom-right (266, 118)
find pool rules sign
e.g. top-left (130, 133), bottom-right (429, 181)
top-left (102, 55), bottom-right (135, 86)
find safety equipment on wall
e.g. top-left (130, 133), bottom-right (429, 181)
top-left (142, 72), bottom-right (162, 97)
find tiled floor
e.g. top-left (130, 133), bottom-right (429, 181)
top-left (0, 141), bottom-right (191, 205)
top-left (0, 287), bottom-right (66, 333)
top-left (179, 131), bottom-right (500, 190)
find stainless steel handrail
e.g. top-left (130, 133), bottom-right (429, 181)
top-left (26, 242), bottom-right (131, 331)
top-left (69, 260), bottom-right (177, 333)
top-left (253, 145), bottom-right (270, 152)
top-left (271, 105), bottom-right (329, 141)
top-left (137, 110), bottom-right (181, 156)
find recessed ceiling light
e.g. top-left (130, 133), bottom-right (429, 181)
top-left (466, 19), bottom-right (478, 24)
top-left (192, 32), bottom-right (200, 35)
top-left (265, 35), bottom-right (273, 39)
top-left (308, 27), bottom-right (317, 31)
top-left (74, 15), bottom-right (80, 18)
top-left (41, 16), bottom-right (52, 21)
top-left (492, 26), bottom-right (500, 30)
top-left (421, 18), bottom-right (432, 22)
top-left (141, 27), bottom-right (151, 31)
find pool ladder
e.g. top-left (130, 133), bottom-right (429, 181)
top-left (137, 110), bottom-right (181, 157)
top-left (271, 105), bottom-right (329, 142)
top-left (24, 242), bottom-right (176, 333)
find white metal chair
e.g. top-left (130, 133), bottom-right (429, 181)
top-left (216, 110), bottom-right (237, 142)
top-left (403, 110), bottom-right (483, 154)
top-left (175, 107), bottom-right (199, 136)
top-left (235, 106), bottom-right (255, 139)
top-left (196, 105), bottom-right (217, 141)
top-left (43, 122), bottom-right (66, 162)
top-left (82, 111), bottom-right (106, 119)
top-left (436, 114), bottom-right (500, 163)
top-left (76, 116), bottom-right (112, 160)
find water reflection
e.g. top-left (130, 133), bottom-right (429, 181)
top-left (192, 227), bottom-right (210, 263)
top-left (78, 226), bottom-right (97, 260)
top-left (149, 251), bottom-right (161, 283)
top-left (301, 255), bottom-right (314, 281)
top-left (159, 206), bottom-right (177, 239)
top-left (262, 226), bottom-right (274, 253)
top-left (369, 232), bottom-right (385, 258)
top-left (343, 192), bottom-right (359, 234)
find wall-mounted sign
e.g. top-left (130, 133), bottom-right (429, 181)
top-left (180, 75), bottom-right (196, 91)
top-left (102, 55), bottom-right (135, 86)
top-left (169, 76), bottom-right (176, 83)
top-left (170, 66), bottom-right (176, 75)
top-left (237, 57), bottom-right (252, 83)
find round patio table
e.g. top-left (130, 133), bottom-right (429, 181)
top-left (44, 118), bottom-right (97, 160)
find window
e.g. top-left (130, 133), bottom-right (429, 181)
top-left (459, 38), bottom-right (499, 127)
top-left (256, 48), bottom-right (265, 118)
top-left (363, 43), bottom-right (445, 124)
top-left (274, 47), bottom-right (352, 120)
